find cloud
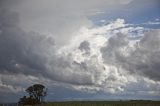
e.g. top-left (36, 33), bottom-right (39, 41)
top-left (0, 9), bottom-right (95, 89)
top-left (101, 28), bottom-right (160, 81)
top-left (0, 0), bottom-right (160, 102)
top-left (124, 30), bottom-right (160, 81)
top-left (7, 0), bottom-right (133, 46)
top-left (0, 9), bottom-right (130, 96)
top-left (101, 33), bottom-right (129, 65)
top-left (1, 9), bottom-right (159, 98)
top-left (57, 19), bottom-right (156, 94)
top-left (79, 41), bottom-right (90, 55)
top-left (0, 9), bottom-right (158, 97)
top-left (0, 10), bottom-right (50, 77)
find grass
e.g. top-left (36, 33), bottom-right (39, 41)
top-left (1, 100), bottom-right (159, 106)
top-left (45, 100), bottom-right (160, 106)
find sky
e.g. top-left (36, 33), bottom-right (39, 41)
top-left (0, 0), bottom-right (160, 103)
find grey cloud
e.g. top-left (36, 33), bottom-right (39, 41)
top-left (101, 33), bottom-right (129, 65)
top-left (46, 57), bottom-right (94, 85)
top-left (124, 30), bottom-right (160, 81)
top-left (0, 9), bottom-right (94, 87)
top-left (73, 61), bottom-right (87, 70)
top-left (0, 0), bottom-right (17, 9)
top-left (79, 41), bottom-right (90, 55)
top-left (0, 10), bottom-right (48, 77)
top-left (101, 30), bottom-right (160, 81)
top-left (8, 0), bottom-right (132, 46)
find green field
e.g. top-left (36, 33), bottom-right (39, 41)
top-left (44, 101), bottom-right (160, 106)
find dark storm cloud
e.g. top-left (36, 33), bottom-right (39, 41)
top-left (0, 9), bottom-right (49, 76)
top-left (0, 9), bottom-right (94, 86)
top-left (0, 0), bottom-right (19, 10)
top-left (101, 30), bottom-right (160, 81)
top-left (0, 10), bottom-right (49, 76)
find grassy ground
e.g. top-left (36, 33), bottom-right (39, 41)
top-left (45, 100), bottom-right (160, 106)
top-left (2, 101), bottom-right (159, 106)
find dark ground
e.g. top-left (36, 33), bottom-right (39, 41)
top-left (1, 100), bottom-right (160, 106)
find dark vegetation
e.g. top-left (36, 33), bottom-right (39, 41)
top-left (18, 84), bottom-right (47, 105)
top-left (46, 100), bottom-right (160, 106)
top-left (1, 101), bottom-right (160, 106)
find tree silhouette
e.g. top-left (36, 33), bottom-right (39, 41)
top-left (19, 84), bottom-right (47, 105)
top-left (26, 84), bottom-right (47, 103)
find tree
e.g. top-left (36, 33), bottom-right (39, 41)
top-left (26, 84), bottom-right (47, 103)
top-left (19, 84), bottom-right (47, 105)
